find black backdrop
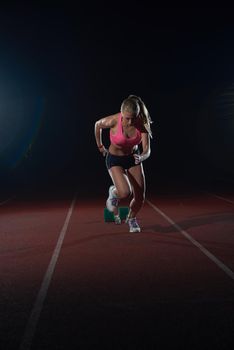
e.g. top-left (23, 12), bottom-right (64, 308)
top-left (0, 5), bottom-right (234, 198)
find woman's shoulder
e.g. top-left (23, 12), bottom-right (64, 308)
top-left (109, 113), bottom-right (120, 127)
top-left (112, 112), bottom-right (120, 120)
top-left (96, 112), bottom-right (119, 129)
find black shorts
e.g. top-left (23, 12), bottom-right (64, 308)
top-left (105, 150), bottom-right (140, 170)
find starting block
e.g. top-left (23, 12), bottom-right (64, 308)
top-left (104, 207), bottom-right (129, 222)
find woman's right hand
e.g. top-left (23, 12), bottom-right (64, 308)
top-left (98, 145), bottom-right (108, 156)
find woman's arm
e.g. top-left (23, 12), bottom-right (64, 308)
top-left (134, 132), bottom-right (151, 164)
top-left (94, 114), bottom-right (117, 151)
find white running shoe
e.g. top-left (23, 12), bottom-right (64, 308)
top-left (106, 185), bottom-right (119, 213)
top-left (114, 215), bottom-right (121, 225)
top-left (128, 217), bottom-right (141, 233)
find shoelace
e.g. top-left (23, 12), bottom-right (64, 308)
top-left (129, 218), bottom-right (139, 228)
top-left (111, 198), bottom-right (118, 207)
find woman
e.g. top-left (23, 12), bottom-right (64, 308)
top-left (94, 95), bottom-right (152, 232)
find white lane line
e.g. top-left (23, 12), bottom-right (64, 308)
top-left (146, 199), bottom-right (234, 281)
top-left (19, 193), bottom-right (77, 350)
top-left (206, 192), bottom-right (234, 205)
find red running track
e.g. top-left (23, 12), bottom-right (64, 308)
top-left (0, 190), bottom-right (234, 349)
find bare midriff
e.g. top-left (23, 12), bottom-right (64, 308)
top-left (108, 143), bottom-right (138, 156)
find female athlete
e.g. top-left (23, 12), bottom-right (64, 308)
top-left (94, 95), bottom-right (152, 232)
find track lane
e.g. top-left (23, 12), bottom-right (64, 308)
top-left (147, 193), bottom-right (234, 272)
top-left (0, 197), bottom-right (76, 350)
top-left (30, 195), bottom-right (234, 349)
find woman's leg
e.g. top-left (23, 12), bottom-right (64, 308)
top-left (126, 163), bottom-right (146, 218)
top-left (108, 166), bottom-right (132, 200)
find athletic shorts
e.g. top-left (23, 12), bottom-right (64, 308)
top-left (105, 150), bottom-right (140, 170)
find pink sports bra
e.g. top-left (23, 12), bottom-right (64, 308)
top-left (110, 113), bottom-right (142, 148)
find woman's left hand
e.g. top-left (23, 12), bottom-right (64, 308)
top-left (133, 154), bottom-right (144, 164)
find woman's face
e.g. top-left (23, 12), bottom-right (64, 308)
top-left (122, 110), bottom-right (138, 127)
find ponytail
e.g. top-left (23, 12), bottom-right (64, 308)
top-left (127, 95), bottom-right (153, 138)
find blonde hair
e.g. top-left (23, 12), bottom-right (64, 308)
top-left (121, 95), bottom-right (153, 138)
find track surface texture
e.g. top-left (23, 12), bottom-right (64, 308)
top-left (0, 188), bottom-right (233, 350)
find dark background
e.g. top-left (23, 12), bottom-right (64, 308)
top-left (0, 4), bottom-right (234, 199)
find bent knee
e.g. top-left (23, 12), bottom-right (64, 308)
top-left (117, 188), bottom-right (131, 199)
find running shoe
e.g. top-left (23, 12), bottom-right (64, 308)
top-left (114, 215), bottom-right (121, 225)
top-left (106, 185), bottom-right (119, 213)
top-left (128, 217), bottom-right (141, 233)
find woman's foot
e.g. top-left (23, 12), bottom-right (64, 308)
top-left (114, 215), bottom-right (121, 225)
top-left (106, 185), bottom-right (119, 213)
top-left (128, 217), bottom-right (141, 233)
